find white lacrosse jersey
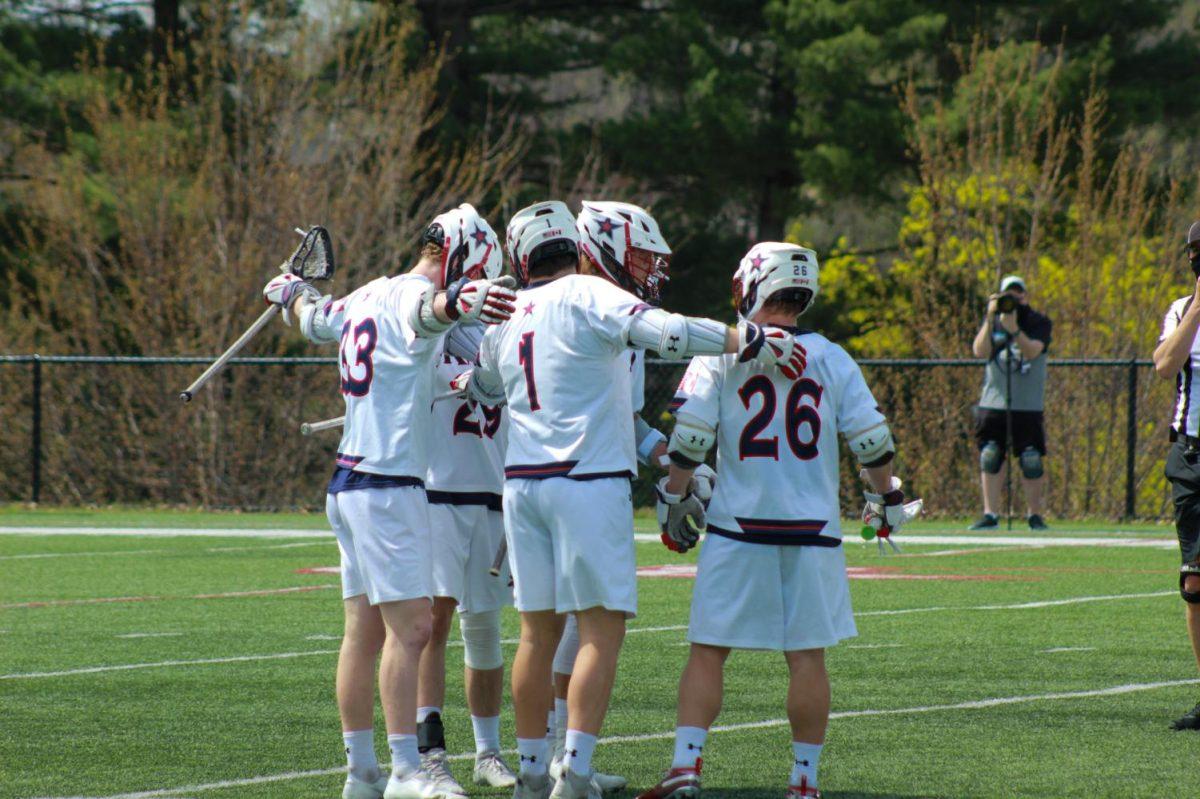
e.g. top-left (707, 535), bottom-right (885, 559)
top-left (425, 350), bottom-right (507, 509)
top-left (321, 274), bottom-right (441, 482)
top-left (476, 274), bottom-right (647, 480)
top-left (1161, 296), bottom-right (1200, 436)
top-left (672, 330), bottom-right (885, 544)
top-left (629, 348), bottom-right (646, 413)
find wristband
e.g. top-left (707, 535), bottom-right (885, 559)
top-left (444, 277), bottom-right (469, 321)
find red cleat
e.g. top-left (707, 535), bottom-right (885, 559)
top-left (636, 764), bottom-right (702, 799)
top-left (785, 775), bottom-right (821, 798)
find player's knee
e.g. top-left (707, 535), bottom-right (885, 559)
top-left (689, 642), bottom-right (731, 666)
top-left (979, 441), bottom-right (1004, 474)
top-left (1018, 447), bottom-right (1044, 479)
top-left (460, 610), bottom-right (503, 671)
top-left (1182, 563), bottom-right (1200, 602)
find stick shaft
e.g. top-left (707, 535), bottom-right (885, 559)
top-left (301, 416), bottom-right (345, 436)
top-left (180, 305), bottom-right (279, 402)
top-left (488, 537), bottom-right (508, 577)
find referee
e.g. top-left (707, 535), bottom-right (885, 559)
top-left (1153, 221), bottom-right (1200, 730)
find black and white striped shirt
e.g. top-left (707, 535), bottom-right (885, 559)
top-left (1162, 296), bottom-right (1200, 435)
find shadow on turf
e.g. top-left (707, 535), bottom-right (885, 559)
top-left (614, 792), bottom-right (943, 798)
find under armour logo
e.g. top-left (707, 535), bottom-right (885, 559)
top-left (795, 759), bottom-right (810, 767)
top-left (687, 743), bottom-right (703, 751)
top-left (566, 749), bottom-right (579, 758)
top-left (520, 755), bottom-right (538, 763)
top-left (345, 746), bottom-right (351, 755)
top-left (690, 435), bottom-right (698, 444)
top-left (668, 334), bottom-right (680, 352)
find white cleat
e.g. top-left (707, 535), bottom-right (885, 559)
top-left (383, 767), bottom-right (445, 799)
top-left (343, 771), bottom-right (389, 799)
top-left (550, 755), bottom-right (626, 795)
top-left (513, 770), bottom-right (552, 799)
top-left (550, 768), bottom-right (602, 799)
top-left (474, 749), bottom-right (518, 787)
top-left (420, 749), bottom-right (467, 798)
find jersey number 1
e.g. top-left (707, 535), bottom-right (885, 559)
top-left (738, 376), bottom-right (823, 460)
top-left (517, 331), bottom-right (541, 411)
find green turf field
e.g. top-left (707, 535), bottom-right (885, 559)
top-left (0, 509), bottom-right (1193, 798)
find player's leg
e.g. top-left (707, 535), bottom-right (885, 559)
top-left (329, 493), bottom-right (389, 799)
top-left (416, 596), bottom-right (465, 796)
top-left (783, 648), bottom-right (829, 798)
top-left (377, 599), bottom-right (438, 786)
top-left (550, 615), bottom-right (579, 765)
top-left (559, 607), bottom-right (626, 774)
top-left (1168, 441), bottom-right (1200, 730)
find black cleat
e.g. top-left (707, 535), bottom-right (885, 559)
top-left (968, 513), bottom-right (999, 530)
top-left (1027, 514), bottom-right (1048, 531)
top-left (1171, 702), bottom-right (1200, 730)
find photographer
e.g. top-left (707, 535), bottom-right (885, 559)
top-left (969, 275), bottom-right (1053, 530)
top-left (1152, 221), bottom-right (1200, 731)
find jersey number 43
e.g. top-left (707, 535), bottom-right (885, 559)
top-left (737, 375), bottom-right (823, 460)
top-left (339, 318), bottom-right (377, 396)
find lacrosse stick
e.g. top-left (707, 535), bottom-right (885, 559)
top-left (488, 536), bottom-right (508, 577)
top-left (300, 416), bottom-right (345, 436)
top-left (860, 498), bottom-right (924, 555)
top-left (180, 226), bottom-right (336, 403)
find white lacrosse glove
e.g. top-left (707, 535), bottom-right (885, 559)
top-left (448, 275), bottom-right (518, 325)
top-left (263, 273), bottom-right (320, 325)
top-left (449, 369), bottom-right (473, 397)
top-left (655, 477), bottom-right (706, 554)
top-left (692, 464), bottom-right (717, 504)
top-left (860, 474), bottom-right (922, 554)
top-left (736, 322), bottom-right (807, 379)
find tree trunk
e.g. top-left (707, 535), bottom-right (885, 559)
top-left (152, 0), bottom-right (179, 64)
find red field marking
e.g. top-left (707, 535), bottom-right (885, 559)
top-left (2, 584), bottom-right (339, 609)
top-left (634, 564), bottom-right (1024, 581)
top-left (295, 567), bottom-right (340, 575)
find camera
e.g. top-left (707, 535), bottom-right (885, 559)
top-left (996, 294), bottom-right (1017, 314)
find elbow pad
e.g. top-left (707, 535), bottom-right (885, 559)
top-left (298, 295), bottom-right (338, 344)
top-left (847, 422), bottom-right (895, 467)
top-left (408, 283), bottom-right (454, 338)
top-left (668, 411), bottom-right (716, 468)
top-left (634, 415), bottom-right (667, 466)
top-left (627, 309), bottom-right (728, 360)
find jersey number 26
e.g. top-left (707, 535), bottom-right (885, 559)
top-left (737, 376), bottom-right (823, 460)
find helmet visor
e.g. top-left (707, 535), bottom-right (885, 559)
top-left (627, 247), bottom-right (670, 304)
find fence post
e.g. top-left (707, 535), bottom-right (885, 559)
top-left (31, 355), bottom-right (42, 504)
top-left (1124, 358), bottom-right (1138, 520)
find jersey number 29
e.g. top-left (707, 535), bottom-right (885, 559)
top-left (737, 376), bottom-right (823, 460)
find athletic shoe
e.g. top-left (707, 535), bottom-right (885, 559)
top-left (1171, 701), bottom-right (1200, 730)
top-left (343, 771), bottom-right (388, 799)
top-left (420, 749), bottom-right (467, 798)
top-left (513, 770), bottom-right (553, 799)
top-left (474, 749), bottom-right (517, 787)
top-left (382, 768), bottom-right (443, 799)
top-left (968, 513), bottom-right (998, 530)
top-left (550, 768), bottom-right (602, 799)
top-left (635, 765), bottom-right (702, 799)
top-left (1027, 514), bottom-right (1048, 530)
top-left (550, 754), bottom-right (625, 795)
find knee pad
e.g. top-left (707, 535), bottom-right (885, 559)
top-left (1018, 447), bottom-right (1044, 479)
top-left (553, 614), bottom-right (580, 676)
top-left (1182, 564), bottom-right (1200, 604)
top-left (459, 609), bottom-right (503, 670)
top-left (980, 441), bottom-right (1004, 474)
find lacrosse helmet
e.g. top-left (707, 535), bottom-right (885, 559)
top-left (505, 201), bottom-right (580, 287)
top-left (576, 201), bottom-right (671, 304)
top-left (423, 203), bottom-right (503, 288)
top-left (732, 242), bottom-right (820, 321)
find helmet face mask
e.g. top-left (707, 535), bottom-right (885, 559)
top-left (577, 201), bottom-right (672, 303)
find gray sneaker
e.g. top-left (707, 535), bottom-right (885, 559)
top-left (419, 749), bottom-right (466, 799)
top-left (550, 768), bottom-right (601, 799)
top-left (514, 770), bottom-right (552, 799)
top-left (474, 749), bottom-right (517, 787)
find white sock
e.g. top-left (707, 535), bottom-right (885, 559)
top-left (387, 734), bottom-right (420, 775)
top-left (562, 729), bottom-right (596, 776)
top-left (545, 709), bottom-right (556, 749)
top-left (671, 726), bottom-right (707, 769)
top-left (416, 706), bottom-right (441, 723)
top-left (517, 736), bottom-right (549, 776)
top-left (554, 698), bottom-right (569, 752)
top-left (472, 715), bottom-right (501, 754)
top-left (790, 741), bottom-right (822, 788)
top-left (343, 729), bottom-right (378, 781)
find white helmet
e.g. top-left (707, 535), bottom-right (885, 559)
top-left (423, 203), bottom-right (503, 288)
top-left (576, 201), bottom-right (671, 304)
top-left (505, 201), bottom-right (580, 287)
top-left (732, 242), bottom-right (819, 321)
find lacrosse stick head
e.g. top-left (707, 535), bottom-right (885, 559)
top-left (285, 226), bottom-right (336, 281)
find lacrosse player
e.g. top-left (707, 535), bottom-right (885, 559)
top-left (263, 204), bottom-right (516, 799)
top-left (637, 243), bottom-right (909, 799)
top-left (415, 322), bottom-right (517, 795)
top-left (459, 201), bottom-right (806, 799)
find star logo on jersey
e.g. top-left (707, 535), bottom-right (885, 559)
top-left (523, 302), bottom-right (535, 316)
top-left (469, 224), bottom-right (490, 246)
top-left (597, 217), bottom-right (617, 237)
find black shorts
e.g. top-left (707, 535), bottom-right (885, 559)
top-left (974, 408), bottom-right (1047, 456)
top-left (1165, 440), bottom-right (1200, 564)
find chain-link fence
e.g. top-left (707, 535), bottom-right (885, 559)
top-left (0, 355), bottom-right (1177, 519)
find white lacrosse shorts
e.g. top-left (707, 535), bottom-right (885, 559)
top-left (687, 533), bottom-right (857, 651)
top-left (325, 485), bottom-right (433, 605)
top-left (503, 476), bottom-right (637, 617)
top-left (427, 502), bottom-right (513, 614)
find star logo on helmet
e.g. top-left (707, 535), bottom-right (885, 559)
top-left (750, 254), bottom-right (766, 269)
top-left (469, 225), bottom-right (489, 245)
top-left (597, 217), bottom-right (616, 237)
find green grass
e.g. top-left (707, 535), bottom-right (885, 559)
top-left (0, 508), bottom-right (1190, 798)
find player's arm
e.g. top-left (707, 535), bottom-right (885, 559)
top-left (625, 307), bottom-right (807, 378)
top-left (456, 334), bottom-right (507, 407)
top-left (409, 276), bottom-right (518, 338)
top-left (262, 274), bottom-right (340, 345)
top-left (1155, 278), bottom-right (1200, 378)
top-left (634, 412), bottom-right (670, 469)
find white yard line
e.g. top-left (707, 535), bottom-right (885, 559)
top-left (37, 676), bottom-right (1200, 799)
top-left (2, 584), bottom-right (340, 610)
top-left (1042, 646), bottom-right (1097, 653)
top-left (1, 650), bottom-right (340, 680)
top-left (855, 590), bottom-right (1174, 617)
top-left (0, 548), bottom-right (168, 561)
top-left (0, 527), bottom-right (330, 538)
top-left (115, 633), bottom-right (183, 639)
